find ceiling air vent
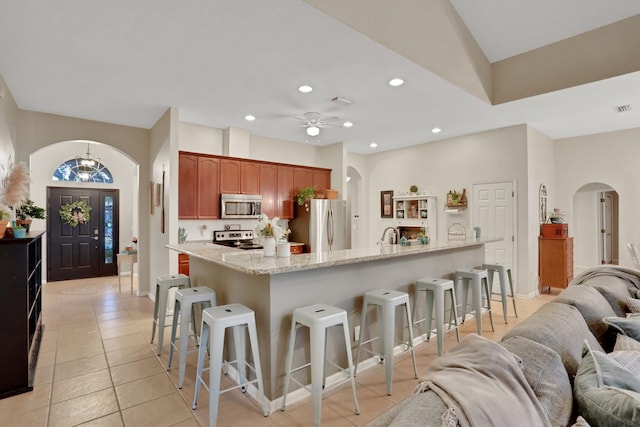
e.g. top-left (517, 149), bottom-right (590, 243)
top-left (331, 96), bottom-right (353, 105)
top-left (614, 104), bottom-right (631, 113)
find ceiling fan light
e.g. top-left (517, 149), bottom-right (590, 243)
top-left (306, 126), bottom-right (320, 137)
top-left (343, 121), bottom-right (354, 128)
top-left (298, 85), bottom-right (313, 93)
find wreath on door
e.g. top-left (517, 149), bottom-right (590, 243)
top-left (59, 200), bottom-right (92, 227)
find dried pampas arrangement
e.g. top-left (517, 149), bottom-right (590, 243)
top-left (1, 161), bottom-right (30, 207)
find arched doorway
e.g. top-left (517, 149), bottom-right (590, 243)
top-left (572, 182), bottom-right (619, 270)
top-left (29, 140), bottom-right (139, 282)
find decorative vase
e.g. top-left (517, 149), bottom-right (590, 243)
top-left (277, 242), bottom-right (290, 257)
top-left (263, 237), bottom-right (276, 257)
top-left (14, 228), bottom-right (26, 238)
top-left (16, 219), bottom-right (32, 232)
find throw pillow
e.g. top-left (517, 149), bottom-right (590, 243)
top-left (610, 351), bottom-right (640, 378)
top-left (574, 341), bottom-right (640, 427)
top-left (603, 317), bottom-right (640, 341)
top-left (614, 334), bottom-right (640, 352)
top-left (500, 336), bottom-right (572, 427)
top-left (571, 416), bottom-right (591, 427)
top-left (627, 297), bottom-right (640, 313)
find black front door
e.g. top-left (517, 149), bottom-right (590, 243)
top-left (47, 187), bottom-right (119, 282)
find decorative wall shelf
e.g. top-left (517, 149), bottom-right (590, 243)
top-left (392, 193), bottom-right (437, 240)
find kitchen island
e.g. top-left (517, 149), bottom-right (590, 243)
top-left (167, 238), bottom-right (495, 406)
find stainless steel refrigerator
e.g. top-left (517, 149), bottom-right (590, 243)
top-left (289, 199), bottom-right (350, 252)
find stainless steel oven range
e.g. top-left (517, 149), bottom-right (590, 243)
top-left (213, 229), bottom-right (263, 250)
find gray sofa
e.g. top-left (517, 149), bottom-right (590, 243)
top-left (366, 266), bottom-right (640, 427)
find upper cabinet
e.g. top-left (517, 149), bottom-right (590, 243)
top-left (178, 153), bottom-right (198, 219)
top-left (179, 151), bottom-right (331, 220)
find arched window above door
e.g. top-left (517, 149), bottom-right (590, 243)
top-left (52, 159), bottom-right (114, 183)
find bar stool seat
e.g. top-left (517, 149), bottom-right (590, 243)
top-left (192, 304), bottom-right (268, 427)
top-left (281, 303), bottom-right (360, 427)
top-left (168, 286), bottom-right (217, 388)
top-left (482, 262), bottom-right (519, 323)
top-left (455, 268), bottom-right (495, 335)
top-left (355, 289), bottom-right (418, 396)
top-left (151, 274), bottom-right (190, 355)
top-left (412, 277), bottom-right (460, 356)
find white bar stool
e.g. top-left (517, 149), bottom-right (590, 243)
top-left (151, 274), bottom-right (190, 355)
top-left (192, 304), bottom-right (268, 427)
top-left (355, 289), bottom-right (418, 396)
top-left (454, 268), bottom-right (495, 335)
top-left (168, 286), bottom-right (217, 388)
top-left (281, 303), bottom-right (360, 427)
top-left (412, 277), bottom-right (460, 356)
top-left (482, 262), bottom-right (519, 323)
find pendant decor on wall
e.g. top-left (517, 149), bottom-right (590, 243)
top-left (59, 200), bottom-right (92, 227)
top-left (539, 184), bottom-right (547, 224)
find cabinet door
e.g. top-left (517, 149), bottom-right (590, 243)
top-left (241, 161), bottom-right (260, 194)
top-left (259, 163), bottom-right (277, 218)
top-left (220, 158), bottom-right (241, 194)
top-left (293, 167), bottom-right (314, 195)
top-left (313, 169), bottom-right (331, 193)
top-left (178, 253), bottom-right (190, 276)
top-left (197, 156), bottom-right (220, 218)
top-left (178, 153), bottom-right (198, 219)
top-left (277, 165), bottom-right (294, 219)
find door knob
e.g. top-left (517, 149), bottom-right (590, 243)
top-left (93, 236), bottom-right (99, 241)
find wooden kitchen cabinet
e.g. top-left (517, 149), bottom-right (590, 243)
top-left (197, 156), bottom-right (220, 218)
top-left (220, 158), bottom-right (242, 194)
top-left (313, 169), bottom-right (331, 194)
top-left (293, 167), bottom-right (314, 194)
top-left (277, 165), bottom-right (294, 219)
top-left (241, 161), bottom-right (260, 194)
top-left (178, 153), bottom-right (198, 219)
top-left (259, 163), bottom-right (278, 218)
top-left (178, 253), bottom-right (190, 276)
top-left (539, 237), bottom-right (573, 291)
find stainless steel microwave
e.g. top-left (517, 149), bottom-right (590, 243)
top-left (220, 194), bottom-right (262, 219)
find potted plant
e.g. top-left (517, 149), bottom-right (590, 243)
top-left (13, 224), bottom-right (26, 238)
top-left (15, 199), bottom-right (46, 232)
top-left (410, 185), bottom-right (418, 194)
top-left (296, 186), bottom-right (316, 206)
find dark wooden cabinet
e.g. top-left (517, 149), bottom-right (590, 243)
top-left (539, 237), bottom-right (573, 291)
top-left (178, 153), bottom-right (198, 219)
top-left (197, 156), bottom-right (220, 219)
top-left (0, 232), bottom-right (44, 399)
top-left (293, 167), bottom-right (314, 195)
top-left (259, 163), bottom-right (278, 218)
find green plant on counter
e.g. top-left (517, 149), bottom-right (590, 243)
top-left (296, 186), bottom-right (316, 206)
top-left (410, 185), bottom-right (418, 193)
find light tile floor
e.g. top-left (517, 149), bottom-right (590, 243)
top-left (0, 276), bottom-right (557, 426)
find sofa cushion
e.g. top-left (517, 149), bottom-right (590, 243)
top-left (583, 275), bottom-right (634, 317)
top-left (615, 334), bottom-right (640, 352)
top-left (603, 317), bottom-right (640, 341)
top-left (627, 297), bottom-right (640, 313)
top-left (610, 351), bottom-right (640, 378)
top-left (554, 285), bottom-right (618, 351)
top-left (501, 336), bottom-right (572, 426)
top-left (574, 342), bottom-right (640, 427)
top-left (502, 302), bottom-right (604, 377)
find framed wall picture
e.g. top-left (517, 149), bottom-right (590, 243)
top-left (381, 190), bottom-right (393, 218)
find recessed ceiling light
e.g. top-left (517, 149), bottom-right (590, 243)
top-left (370, 142), bottom-right (378, 148)
top-left (388, 78), bottom-right (404, 87)
top-left (432, 127), bottom-right (441, 133)
top-left (343, 121), bottom-right (354, 128)
top-left (298, 85), bottom-right (313, 93)
top-left (244, 115), bottom-right (256, 121)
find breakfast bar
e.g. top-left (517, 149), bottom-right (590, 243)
top-left (167, 238), bottom-right (494, 404)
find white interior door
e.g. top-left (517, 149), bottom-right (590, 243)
top-left (472, 181), bottom-right (516, 293)
top-left (599, 192), bottom-right (613, 264)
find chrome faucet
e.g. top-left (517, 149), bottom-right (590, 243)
top-left (379, 226), bottom-right (399, 245)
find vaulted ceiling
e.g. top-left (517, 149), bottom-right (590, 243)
top-left (0, 0), bottom-right (638, 154)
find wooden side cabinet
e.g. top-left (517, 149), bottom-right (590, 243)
top-left (0, 232), bottom-right (44, 399)
top-left (178, 253), bottom-right (190, 276)
top-left (539, 236), bottom-right (573, 291)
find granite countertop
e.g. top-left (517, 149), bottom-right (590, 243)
top-left (167, 238), bottom-right (495, 276)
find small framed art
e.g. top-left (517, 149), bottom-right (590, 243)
top-left (381, 190), bottom-right (393, 218)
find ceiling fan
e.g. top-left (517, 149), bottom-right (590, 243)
top-left (295, 112), bottom-right (341, 137)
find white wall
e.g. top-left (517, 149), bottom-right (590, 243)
top-left (555, 128), bottom-right (640, 269)
top-left (0, 74), bottom-right (18, 201)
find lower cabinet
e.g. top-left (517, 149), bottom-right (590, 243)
top-left (538, 237), bottom-right (573, 291)
top-left (178, 253), bottom-right (190, 276)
